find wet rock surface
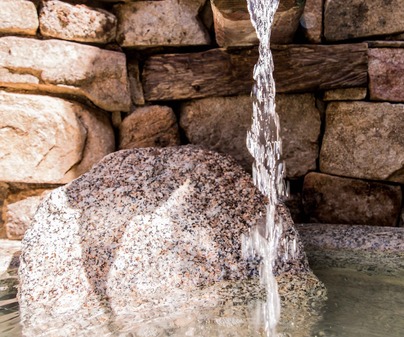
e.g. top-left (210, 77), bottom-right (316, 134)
top-left (302, 172), bottom-right (402, 226)
top-left (277, 93), bottom-right (321, 178)
top-left (180, 94), bottom-right (321, 178)
top-left (19, 146), bottom-right (320, 336)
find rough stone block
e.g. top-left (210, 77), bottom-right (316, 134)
top-left (4, 189), bottom-right (52, 240)
top-left (300, 0), bottom-right (323, 43)
top-left (0, 0), bottom-right (39, 36)
top-left (0, 183), bottom-right (9, 238)
top-left (277, 93), bottom-right (321, 178)
top-left (0, 91), bottom-right (115, 184)
top-left (180, 93), bottom-right (320, 178)
top-left (324, 0), bottom-right (404, 41)
top-left (369, 48), bottom-right (404, 103)
top-left (119, 106), bottom-right (180, 149)
top-left (320, 102), bottom-right (404, 183)
top-left (127, 59), bottom-right (145, 105)
top-left (180, 96), bottom-right (254, 171)
top-left (302, 172), bottom-right (402, 226)
top-left (0, 36), bottom-right (130, 112)
top-left (210, 0), bottom-right (305, 47)
top-left (323, 87), bottom-right (367, 101)
top-left (39, 0), bottom-right (117, 44)
top-left (114, 0), bottom-right (210, 47)
top-left (272, 0), bottom-right (306, 44)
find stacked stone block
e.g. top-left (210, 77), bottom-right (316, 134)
top-left (0, 0), bottom-right (403, 239)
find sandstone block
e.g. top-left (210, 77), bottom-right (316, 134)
top-left (0, 37), bottom-right (130, 112)
top-left (272, 0), bottom-right (306, 44)
top-left (0, 91), bottom-right (115, 184)
top-left (369, 48), bottom-right (404, 103)
top-left (19, 146), bottom-right (314, 335)
top-left (300, 0), bottom-right (323, 43)
top-left (180, 94), bottom-right (320, 178)
top-left (210, 0), bottom-right (305, 47)
top-left (114, 0), bottom-right (210, 47)
top-left (0, 183), bottom-right (9, 238)
top-left (4, 189), bottom-right (52, 240)
top-left (0, 0), bottom-right (39, 36)
top-left (128, 59), bottom-right (145, 105)
top-left (324, 0), bottom-right (404, 41)
top-left (302, 172), bottom-right (402, 226)
top-left (210, 0), bottom-right (257, 47)
top-left (277, 93), bottom-right (321, 178)
top-left (323, 87), bottom-right (367, 101)
top-left (320, 102), bottom-right (404, 183)
top-left (119, 105), bottom-right (180, 149)
top-left (180, 96), bottom-right (254, 171)
top-left (39, 0), bottom-right (117, 44)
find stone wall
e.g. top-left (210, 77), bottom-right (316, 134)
top-left (0, 0), bottom-right (403, 239)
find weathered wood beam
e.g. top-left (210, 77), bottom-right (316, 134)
top-left (142, 43), bottom-right (368, 101)
top-left (142, 48), bottom-right (258, 101)
top-left (273, 43), bottom-right (368, 93)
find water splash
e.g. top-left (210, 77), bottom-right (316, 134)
top-left (244, 0), bottom-right (288, 335)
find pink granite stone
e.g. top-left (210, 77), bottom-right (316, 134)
top-left (19, 146), bottom-right (311, 336)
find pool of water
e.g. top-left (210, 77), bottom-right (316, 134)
top-left (311, 267), bottom-right (404, 337)
top-left (0, 269), bottom-right (20, 337)
top-left (1, 261), bottom-right (403, 337)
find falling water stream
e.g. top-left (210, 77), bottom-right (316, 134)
top-left (244, 0), bottom-right (287, 335)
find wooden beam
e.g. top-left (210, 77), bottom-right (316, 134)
top-left (273, 43), bottom-right (368, 93)
top-left (142, 43), bottom-right (368, 101)
top-left (142, 48), bottom-right (258, 101)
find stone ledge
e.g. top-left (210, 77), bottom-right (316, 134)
top-left (0, 37), bottom-right (130, 112)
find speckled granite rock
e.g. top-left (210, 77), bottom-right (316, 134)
top-left (19, 146), bottom-right (320, 336)
top-left (4, 189), bottom-right (52, 240)
top-left (297, 223), bottom-right (404, 277)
